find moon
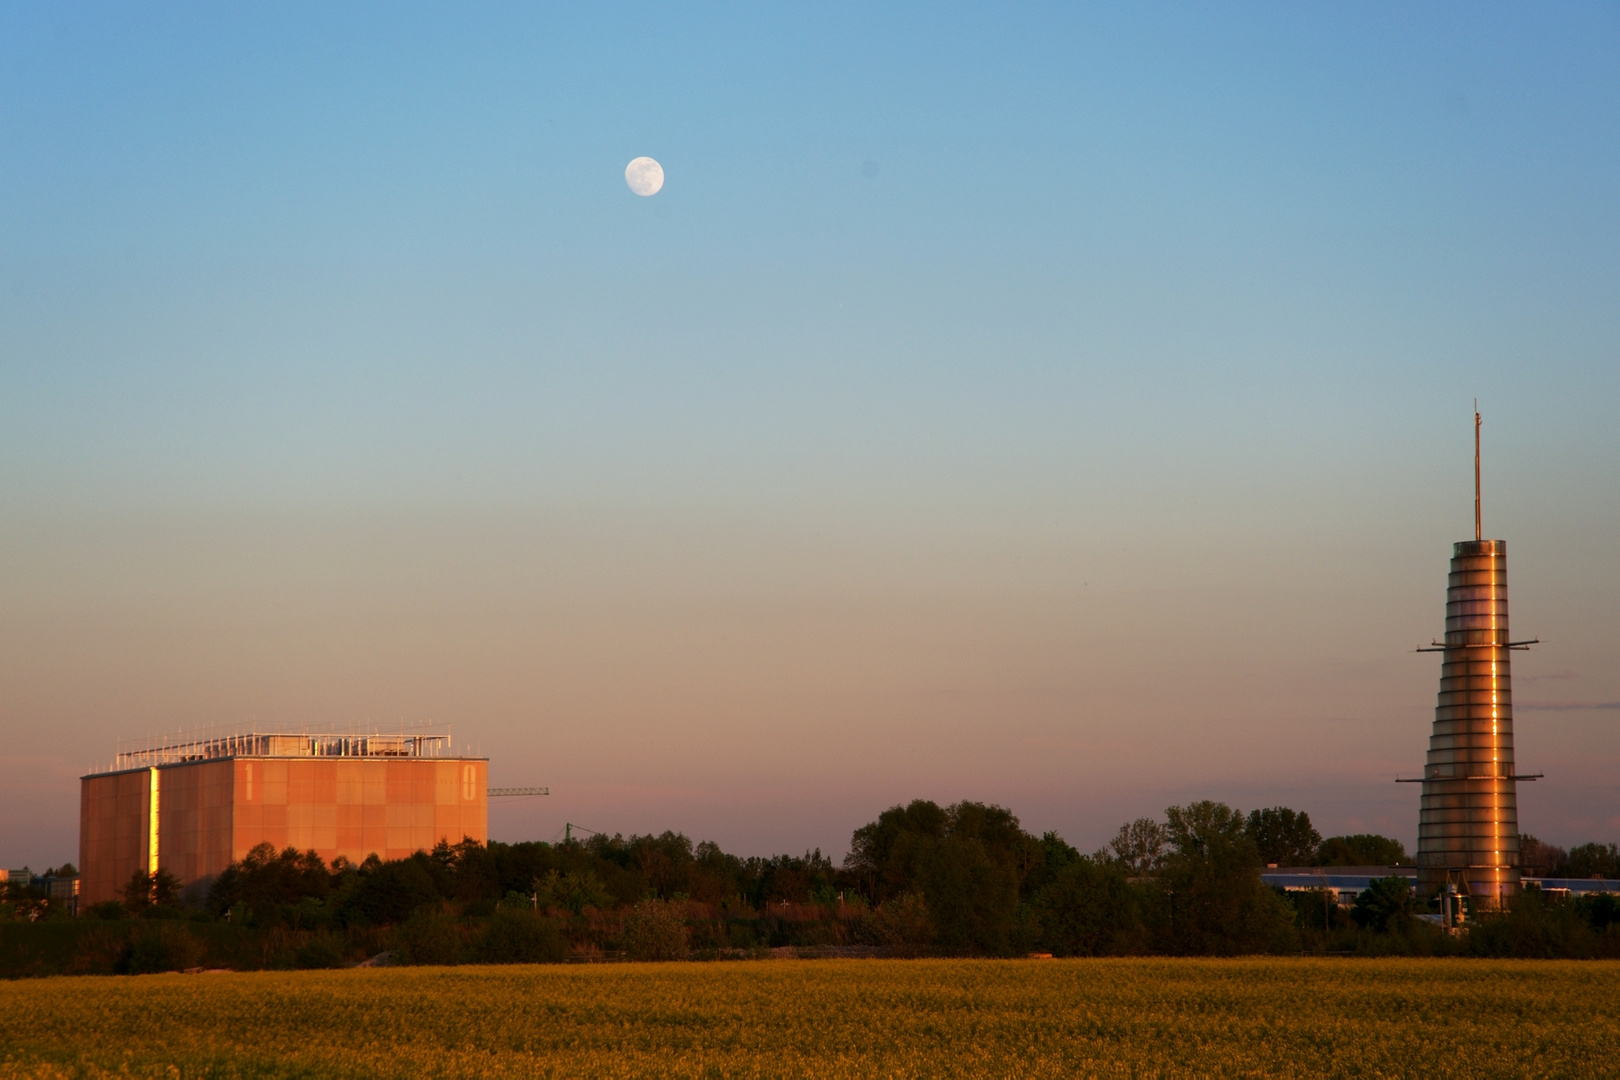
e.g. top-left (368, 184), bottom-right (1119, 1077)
top-left (625, 156), bottom-right (664, 197)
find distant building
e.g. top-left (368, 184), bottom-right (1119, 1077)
top-left (2, 868), bottom-right (80, 916)
top-left (79, 729), bottom-right (487, 906)
top-left (1260, 865), bottom-right (1619, 906)
top-left (1261, 866), bottom-right (1416, 907)
top-left (1409, 413), bottom-right (1539, 909)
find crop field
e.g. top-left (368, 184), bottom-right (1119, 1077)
top-left (3, 958), bottom-right (1618, 1078)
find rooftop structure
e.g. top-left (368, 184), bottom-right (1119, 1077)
top-left (94, 724), bottom-right (457, 774)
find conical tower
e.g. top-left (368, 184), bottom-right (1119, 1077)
top-left (1413, 410), bottom-right (1537, 907)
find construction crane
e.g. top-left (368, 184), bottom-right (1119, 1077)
top-left (563, 822), bottom-right (599, 845)
top-left (487, 787), bottom-right (550, 797)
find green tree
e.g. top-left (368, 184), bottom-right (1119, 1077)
top-left (1315, 834), bottom-right (1409, 867)
top-left (533, 869), bottom-right (612, 914)
top-left (1033, 856), bottom-right (1143, 956)
top-left (428, 836), bottom-right (501, 901)
top-left (1350, 875), bottom-right (1417, 933)
top-left (1518, 835), bottom-right (1567, 876)
top-left (1022, 832), bottom-right (1082, 897)
top-left (120, 868), bottom-right (182, 913)
top-left (919, 833), bottom-right (1021, 955)
top-left (844, 799), bottom-right (950, 902)
top-left (1244, 807), bottom-right (1321, 866)
top-left (844, 800), bottom-right (1037, 955)
top-left (1108, 818), bottom-right (1167, 875)
top-left (207, 843), bottom-right (330, 917)
top-left (349, 857), bottom-right (440, 925)
top-left (1565, 843), bottom-right (1620, 879)
top-left (1154, 801), bottom-right (1297, 955)
top-left (476, 907), bottom-right (568, 964)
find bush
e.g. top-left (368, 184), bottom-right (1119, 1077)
top-left (294, 933), bottom-right (349, 969)
top-left (858, 893), bottom-right (935, 957)
top-left (395, 909), bottom-right (463, 966)
top-left (476, 907), bottom-right (568, 964)
top-left (621, 899), bottom-right (689, 961)
top-left (120, 924), bottom-right (203, 974)
top-left (1467, 889), bottom-right (1611, 959)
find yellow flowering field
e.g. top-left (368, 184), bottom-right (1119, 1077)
top-left (3, 958), bottom-right (1617, 1078)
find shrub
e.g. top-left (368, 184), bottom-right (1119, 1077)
top-left (621, 899), bottom-right (689, 961)
top-left (294, 933), bottom-right (349, 969)
top-left (858, 893), bottom-right (935, 956)
top-left (476, 908), bottom-right (568, 964)
top-left (120, 924), bottom-right (203, 974)
top-left (394, 909), bottom-right (463, 966)
top-left (1467, 889), bottom-right (1607, 959)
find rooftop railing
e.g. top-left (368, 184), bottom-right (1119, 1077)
top-left (93, 722), bottom-right (456, 773)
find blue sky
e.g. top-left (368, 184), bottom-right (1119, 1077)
top-left (2, 3), bottom-right (1617, 867)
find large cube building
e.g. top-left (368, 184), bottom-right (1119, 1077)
top-left (79, 731), bottom-right (488, 906)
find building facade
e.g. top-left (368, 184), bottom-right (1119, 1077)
top-left (1414, 539), bottom-right (1527, 906)
top-left (79, 731), bottom-right (487, 906)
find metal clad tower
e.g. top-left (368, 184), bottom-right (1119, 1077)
top-left (1414, 410), bottom-right (1537, 907)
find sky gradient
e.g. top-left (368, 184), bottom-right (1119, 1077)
top-left (2, 3), bottom-right (1617, 869)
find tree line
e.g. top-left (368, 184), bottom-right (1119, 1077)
top-left (7, 799), bottom-right (1619, 972)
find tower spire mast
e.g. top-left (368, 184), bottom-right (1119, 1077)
top-left (1474, 402), bottom-right (1482, 542)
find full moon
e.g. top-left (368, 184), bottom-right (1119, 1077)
top-left (625, 156), bottom-right (664, 197)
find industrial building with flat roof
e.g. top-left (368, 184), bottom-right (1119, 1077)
top-left (79, 728), bottom-right (487, 906)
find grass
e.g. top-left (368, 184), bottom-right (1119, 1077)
top-left (3, 958), bottom-right (1618, 1078)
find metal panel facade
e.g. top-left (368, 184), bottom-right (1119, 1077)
top-left (232, 757), bottom-right (487, 864)
top-left (79, 770), bottom-right (152, 908)
top-left (1416, 539), bottom-right (1521, 906)
top-left (155, 759), bottom-right (236, 888)
top-left (79, 756), bottom-right (488, 905)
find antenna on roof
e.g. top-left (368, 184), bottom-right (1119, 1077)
top-left (1474, 401), bottom-right (1482, 542)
